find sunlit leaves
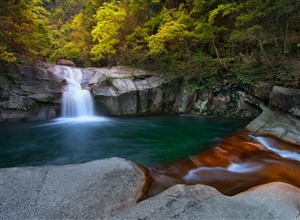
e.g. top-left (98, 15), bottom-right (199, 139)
top-left (147, 6), bottom-right (194, 55)
top-left (90, 1), bottom-right (126, 61)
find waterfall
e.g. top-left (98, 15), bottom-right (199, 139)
top-left (59, 67), bottom-right (94, 118)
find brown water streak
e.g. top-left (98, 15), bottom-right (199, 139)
top-left (148, 129), bottom-right (300, 197)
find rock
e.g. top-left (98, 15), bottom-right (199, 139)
top-left (18, 65), bottom-right (63, 94)
top-left (249, 81), bottom-right (273, 100)
top-left (172, 88), bottom-right (196, 113)
top-left (112, 182), bottom-right (300, 220)
top-left (92, 67), bottom-right (172, 115)
top-left (0, 64), bottom-right (63, 121)
top-left (0, 158), bottom-right (149, 220)
top-left (0, 109), bottom-right (28, 122)
top-left (269, 85), bottom-right (300, 117)
top-left (246, 106), bottom-right (300, 144)
top-left (26, 107), bottom-right (57, 121)
top-left (194, 99), bottom-right (208, 113)
top-left (56, 59), bottom-right (75, 67)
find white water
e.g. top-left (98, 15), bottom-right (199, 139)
top-left (250, 135), bottom-right (300, 161)
top-left (59, 67), bottom-right (95, 118)
top-left (183, 163), bottom-right (261, 181)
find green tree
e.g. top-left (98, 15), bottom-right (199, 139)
top-left (90, 1), bottom-right (126, 63)
top-left (147, 6), bottom-right (194, 56)
top-left (194, 3), bottom-right (240, 69)
top-left (0, 0), bottom-right (52, 64)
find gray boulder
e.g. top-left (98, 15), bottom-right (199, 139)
top-left (92, 66), bottom-right (173, 115)
top-left (246, 106), bottom-right (300, 144)
top-left (113, 182), bottom-right (300, 220)
top-left (0, 64), bottom-right (63, 121)
top-left (269, 85), bottom-right (300, 117)
top-left (0, 158), bottom-right (148, 220)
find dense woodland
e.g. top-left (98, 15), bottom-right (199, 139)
top-left (1, 0), bottom-right (300, 87)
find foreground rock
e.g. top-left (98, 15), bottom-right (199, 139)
top-left (0, 158), bottom-right (149, 219)
top-left (113, 182), bottom-right (300, 220)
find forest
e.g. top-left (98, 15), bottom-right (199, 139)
top-left (1, 0), bottom-right (300, 86)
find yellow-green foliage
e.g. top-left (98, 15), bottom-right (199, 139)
top-left (147, 7), bottom-right (194, 55)
top-left (1, 0), bottom-right (300, 86)
top-left (90, 1), bottom-right (126, 61)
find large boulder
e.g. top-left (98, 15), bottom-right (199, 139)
top-left (92, 66), bottom-right (177, 115)
top-left (269, 85), bottom-right (300, 117)
top-left (112, 182), bottom-right (300, 220)
top-left (246, 106), bottom-right (300, 144)
top-left (0, 65), bottom-right (63, 121)
top-left (0, 158), bottom-right (149, 220)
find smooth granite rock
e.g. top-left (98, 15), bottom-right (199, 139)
top-left (246, 106), bottom-right (300, 144)
top-left (0, 158), bottom-right (148, 220)
top-left (112, 182), bottom-right (300, 220)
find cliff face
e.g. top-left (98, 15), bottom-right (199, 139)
top-left (85, 66), bottom-right (262, 118)
top-left (0, 62), bottom-right (63, 122)
top-left (1, 62), bottom-right (300, 121)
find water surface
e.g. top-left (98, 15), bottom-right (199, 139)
top-left (0, 116), bottom-right (250, 168)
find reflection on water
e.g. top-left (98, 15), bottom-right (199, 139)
top-left (0, 116), bottom-right (250, 168)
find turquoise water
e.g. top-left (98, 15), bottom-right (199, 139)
top-left (0, 116), bottom-right (251, 168)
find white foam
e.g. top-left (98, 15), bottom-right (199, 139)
top-left (250, 135), bottom-right (300, 161)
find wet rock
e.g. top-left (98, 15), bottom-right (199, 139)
top-left (113, 183), bottom-right (300, 220)
top-left (148, 128), bottom-right (300, 197)
top-left (0, 158), bottom-right (149, 220)
top-left (0, 109), bottom-right (28, 122)
top-left (26, 107), bottom-right (57, 121)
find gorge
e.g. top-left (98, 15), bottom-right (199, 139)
top-left (0, 62), bottom-right (300, 219)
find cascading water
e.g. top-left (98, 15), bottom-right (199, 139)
top-left (58, 67), bottom-right (94, 118)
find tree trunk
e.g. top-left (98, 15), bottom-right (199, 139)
top-left (212, 40), bottom-right (226, 69)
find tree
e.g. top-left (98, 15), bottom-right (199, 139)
top-left (194, 3), bottom-right (240, 69)
top-left (0, 0), bottom-right (52, 64)
top-left (147, 6), bottom-right (194, 56)
top-left (90, 1), bottom-right (126, 63)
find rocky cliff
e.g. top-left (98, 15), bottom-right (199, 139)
top-left (1, 62), bottom-right (300, 121)
top-left (0, 62), bottom-right (63, 122)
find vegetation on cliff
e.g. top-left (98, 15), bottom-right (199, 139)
top-left (0, 0), bottom-right (299, 87)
